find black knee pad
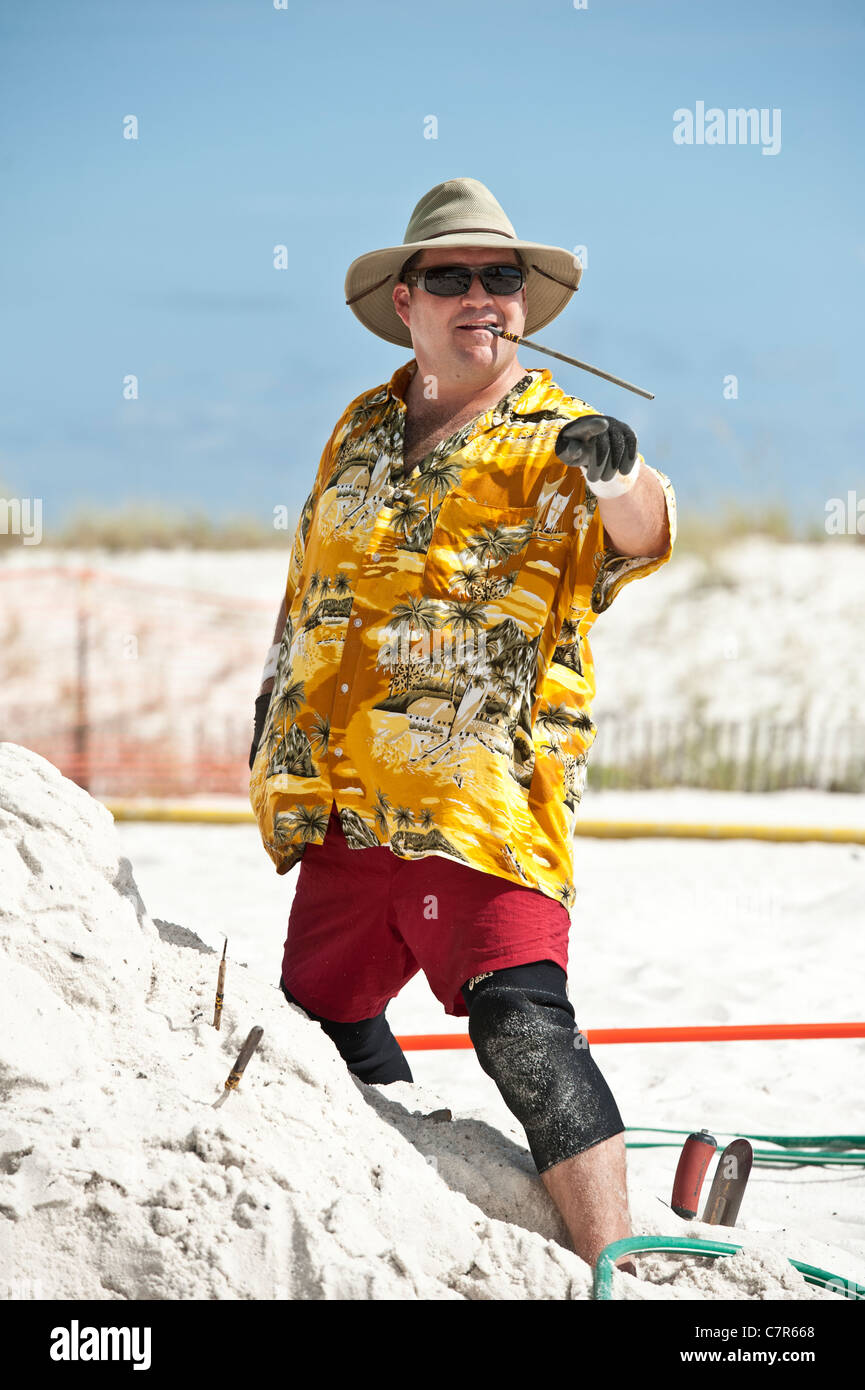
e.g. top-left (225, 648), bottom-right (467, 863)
top-left (279, 977), bottom-right (413, 1085)
top-left (462, 961), bottom-right (624, 1174)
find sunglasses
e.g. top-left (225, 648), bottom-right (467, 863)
top-left (402, 264), bottom-right (526, 297)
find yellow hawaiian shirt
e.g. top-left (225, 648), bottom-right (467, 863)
top-left (250, 359), bottom-right (676, 910)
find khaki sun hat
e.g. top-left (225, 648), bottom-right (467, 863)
top-left (344, 177), bottom-right (581, 348)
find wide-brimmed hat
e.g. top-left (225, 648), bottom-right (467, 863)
top-left (344, 177), bottom-right (581, 348)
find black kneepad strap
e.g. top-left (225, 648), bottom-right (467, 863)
top-left (463, 962), bottom-right (624, 1174)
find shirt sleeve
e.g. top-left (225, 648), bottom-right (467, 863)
top-left (283, 415), bottom-right (346, 618)
top-left (582, 460), bottom-right (677, 615)
top-left (284, 481), bottom-right (319, 618)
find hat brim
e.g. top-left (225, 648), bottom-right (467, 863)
top-left (344, 234), bottom-right (582, 347)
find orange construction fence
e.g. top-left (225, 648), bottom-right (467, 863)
top-left (0, 565), bottom-right (274, 796)
top-left (3, 565), bottom-right (865, 799)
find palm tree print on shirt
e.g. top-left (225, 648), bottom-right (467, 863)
top-left (249, 358), bottom-right (676, 914)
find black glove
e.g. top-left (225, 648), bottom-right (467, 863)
top-left (554, 414), bottom-right (638, 485)
top-left (249, 691), bottom-right (273, 771)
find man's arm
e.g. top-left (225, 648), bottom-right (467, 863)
top-left (259, 596), bottom-right (287, 698)
top-left (250, 458), bottom-right (325, 769)
top-left (248, 402), bottom-right (360, 771)
top-left (596, 464), bottom-right (670, 558)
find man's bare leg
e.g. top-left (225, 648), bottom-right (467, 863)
top-left (540, 1131), bottom-right (637, 1275)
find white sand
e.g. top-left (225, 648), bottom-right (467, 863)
top-left (2, 533), bottom-right (863, 1301)
top-left (2, 743), bottom-right (863, 1301)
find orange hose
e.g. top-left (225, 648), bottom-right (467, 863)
top-left (396, 1021), bottom-right (865, 1050)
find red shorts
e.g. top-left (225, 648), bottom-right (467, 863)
top-left (281, 803), bottom-right (571, 1021)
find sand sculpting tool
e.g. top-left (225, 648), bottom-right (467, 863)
top-left (213, 938), bottom-right (227, 1030)
top-left (671, 1128), bottom-right (717, 1218)
top-left (212, 1026), bottom-right (264, 1108)
top-left (482, 324), bottom-right (654, 400)
top-left (701, 1139), bottom-right (753, 1226)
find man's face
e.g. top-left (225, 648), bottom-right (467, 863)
top-left (392, 246), bottom-right (527, 383)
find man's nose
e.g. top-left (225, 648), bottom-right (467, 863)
top-left (461, 272), bottom-right (494, 301)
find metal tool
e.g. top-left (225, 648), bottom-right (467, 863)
top-left (212, 1026), bottom-right (264, 1108)
top-left (213, 937), bottom-right (227, 1030)
top-left (701, 1139), bottom-right (753, 1226)
top-left (482, 325), bottom-right (654, 400)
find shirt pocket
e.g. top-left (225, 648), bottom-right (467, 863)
top-left (422, 489), bottom-right (539, 605)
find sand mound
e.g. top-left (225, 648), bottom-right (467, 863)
top-left (0, 744), bottom-right (841, 1300)
top-left (0, 744), bottom-right (593, 1299)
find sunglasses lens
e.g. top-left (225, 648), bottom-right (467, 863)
top-left (422, 267), bottom-right (472, 296)
top-left (480, 266), bottom-right (525, 294)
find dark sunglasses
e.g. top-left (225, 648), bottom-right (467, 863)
top-left (402, 264), bottom-right (526, 297)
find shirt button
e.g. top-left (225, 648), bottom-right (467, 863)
top-left (340, 682), bottom-right (348, 693)
top-left (353, 617), bottom-right (362, 627)
top-left (333, 746), bottom-right (343, 758)
top-left (371, 552), bottom-right (380, 562)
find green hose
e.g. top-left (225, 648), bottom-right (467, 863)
top-left (625, 1128), bottom-right (865, 1166)
top-left (628, 1127), bottom-right (865, 1147)
top-left (593, 1236), bottom-right (865, 1301)
top-left (626, 1144), bottom-right (864, 1166)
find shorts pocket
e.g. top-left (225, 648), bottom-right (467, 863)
top-left (422, 489), bottom-right (537, 604)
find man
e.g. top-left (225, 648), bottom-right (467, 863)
top-left (249, 178), bottom-right (676, 1273)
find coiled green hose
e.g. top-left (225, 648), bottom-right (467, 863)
top-left (593, 1236), bottom-right (865, 1301)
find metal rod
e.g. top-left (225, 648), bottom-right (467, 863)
top-left (212, 1025), bottom-right (264, 1107)
top-left (487, 326), bottom-right (654, 400)
top-left (213, 937), bottom-right (227, 1030)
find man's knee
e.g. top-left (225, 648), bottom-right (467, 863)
top-left (462, 961), bottom-right (624, 1173)
top-left (279, 977), bottom-right (412, 1085)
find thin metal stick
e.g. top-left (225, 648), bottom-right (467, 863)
top-left (213, 937), bottom-right (227, 1030)
top-left (487, 326), bottom-right (654, 400)
top-left (212, 1025), bottom-right (264, 1108)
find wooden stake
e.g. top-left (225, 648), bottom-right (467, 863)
top-left (213, 938), bottom-right (227, 1029)
top-left (212, 1026), bottom-right (264, 1108)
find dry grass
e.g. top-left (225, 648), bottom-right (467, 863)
top-left (51, 505), bottom-right (293, 551)
top-left (0, 483), bottom-right (860, 554)
top-left (0, 475), bottom-right (297, 550)
top-left (673, 500), bottom-right (851, 557)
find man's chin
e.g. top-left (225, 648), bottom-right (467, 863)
top-left (451, 332), bottom-right (498, 365)
top-left (413, 332), bottom-right (513, 381)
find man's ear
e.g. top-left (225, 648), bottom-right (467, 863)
top-left (392, 282), bottom-right (411, 331)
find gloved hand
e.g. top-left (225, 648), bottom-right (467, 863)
top-left (554, 414), bottom-right (642, 497)
top-left (249, 691), bottom-right (273, 771)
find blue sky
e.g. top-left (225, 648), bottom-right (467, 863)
top-left (1, 0), bottom-right (863, 531)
